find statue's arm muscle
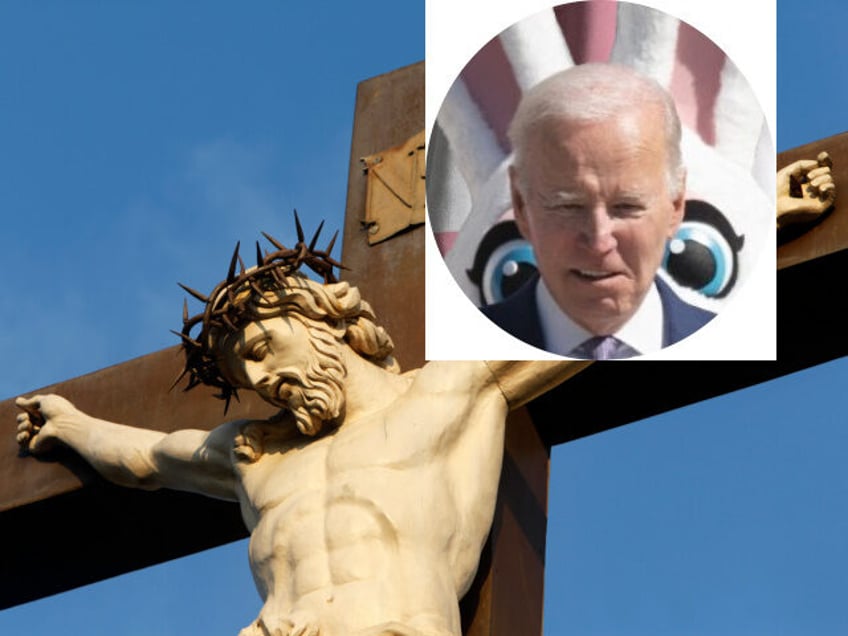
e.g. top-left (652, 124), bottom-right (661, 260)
top-left (16, 394), bottom-right (238, 500)
top-left (146, 425), bottom-right (238, 500)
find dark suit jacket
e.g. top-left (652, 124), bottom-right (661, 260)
top-left (481, 274), bottom-right (715, 353)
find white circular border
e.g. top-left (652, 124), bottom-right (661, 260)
top-left (425, 0), bottom-right (776, 361)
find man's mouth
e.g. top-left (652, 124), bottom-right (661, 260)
top-left (262, 375), bottom-right (302, 408)
top-left (573, 269), bottom-right (619, 281)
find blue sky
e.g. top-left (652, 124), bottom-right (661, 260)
top-left (777, 0), bottom-right (848, 153)
top-left (2, 1), bottom-right (848, 635)
top-left (0, 0), bottom-right (422, 395)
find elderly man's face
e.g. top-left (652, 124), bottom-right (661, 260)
top-left (511, 108), bottom-right (685, 335)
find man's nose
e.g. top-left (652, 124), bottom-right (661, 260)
top-left (244, 361), bottom-right (272, 389)
top-left (582, 206), bottom-right (617, 253)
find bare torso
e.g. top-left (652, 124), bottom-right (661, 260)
top-left (232, 362), bottom-right (508, 636)
top-left (16, 359), bottom-right (576, 635)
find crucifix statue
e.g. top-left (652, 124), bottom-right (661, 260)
top-left (15, 218), bottom-right (585, 636)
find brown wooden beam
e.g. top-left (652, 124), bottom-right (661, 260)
top-left (532, 253), bottom-right (847, 448)
top-left (0, 349), bottom-right (270, 607)
top-left (533, 136), bottom-right (845, 448)
top-left (462, 409), bottom-right (550, 636)
top-left (340, 61), bottom-right (425, 373)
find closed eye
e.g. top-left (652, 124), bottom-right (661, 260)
top-left (243, 339), bottom-right (271, 362)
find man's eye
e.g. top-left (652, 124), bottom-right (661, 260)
top-left (546, 204), bottom-right (584, 216)
top-left (246, 343), bottom-right (269, 361)
top-left (613, 203), bottom-right (644, 217)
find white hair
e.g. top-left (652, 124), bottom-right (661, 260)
top-left (508, 63), bottom-right (684, 197)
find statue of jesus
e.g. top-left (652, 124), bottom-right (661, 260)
top-left (16, 221), bottom-right (586, 636)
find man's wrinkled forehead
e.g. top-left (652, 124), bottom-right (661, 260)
top-left (518, 104), bottom-right (678, 194)
top-left (526, 108), bottom-right (664, 163)
top-left (532, 98), bottom-right (663, 137)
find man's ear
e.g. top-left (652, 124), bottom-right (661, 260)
top-left (509, 165), bottom-right (531, 239)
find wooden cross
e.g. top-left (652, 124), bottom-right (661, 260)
top-left (0, 61), bottom-right (843, 634)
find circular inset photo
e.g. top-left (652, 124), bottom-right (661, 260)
top-left (427, 1), bottom-right (773, 360)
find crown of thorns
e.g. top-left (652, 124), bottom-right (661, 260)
top-left (172, 212), bottom-right (345, 410)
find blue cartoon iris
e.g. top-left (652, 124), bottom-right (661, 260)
top-left (663, 200), bottom-right (744, 299)
top-left (467, 222), bottom-right (538, 306)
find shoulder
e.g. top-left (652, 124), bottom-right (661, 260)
top-left (410, 360), bottom-right (510, 414)
top-left (482, 360), bottom-right (589, 410)
top-left (414, 360), bottom-right (496, 394)
top-left (395, 361), bottom-right (509, 441)
top-left (413, 359), bottom-right (587, 412)
top-left (197, 416), bottom-right (304, 465)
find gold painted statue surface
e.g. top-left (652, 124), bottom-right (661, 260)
top-left (777, 151), bottom-right (836, 230)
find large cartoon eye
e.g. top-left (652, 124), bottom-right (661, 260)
top-left (662, 200), bottom-right (744, 298)
top-left (481, 240), bottom-right (537, 305)
top-left (467, 221), bottom-right (538, 306)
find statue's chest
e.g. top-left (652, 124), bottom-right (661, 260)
top-left (234, 429), bottom-right (333, 516)
top-left (231, 412), bottom-right (440, 523)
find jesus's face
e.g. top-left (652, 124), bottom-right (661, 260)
top-left (219, 315), bottom-right (346, 436)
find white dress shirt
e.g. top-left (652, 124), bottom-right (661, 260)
top-left (535, 277), bottom-right (663, 358)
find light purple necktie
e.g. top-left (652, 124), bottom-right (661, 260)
top-left (569, 335), bottom-right (640, 360)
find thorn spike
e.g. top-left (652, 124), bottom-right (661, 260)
top-left (308, 220), bottom-right (324, 251)
top-left (325, 231), bottom-right (338, 256)
top-left (261, 231), bottom-right (285, 251)
top-left (227, 242), bottom-right (241, 283)
top-left (178, 283), bottom-right (209, 303)
top-left (294, 210), bottom-right (305, 243)
top-left (171, 330), bottom-right (201, 348)
top-left (169, 368), bottom-right (189, 392)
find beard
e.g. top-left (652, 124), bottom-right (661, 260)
top-left (271, 331), bottom-right (346, 436)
